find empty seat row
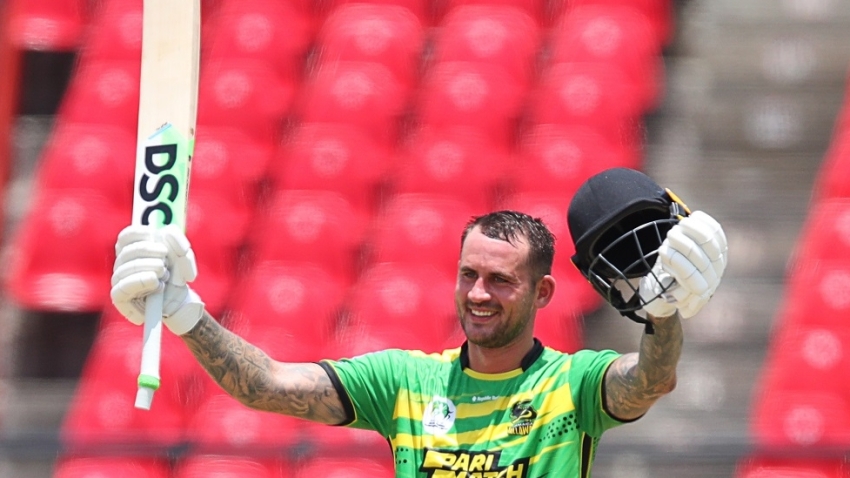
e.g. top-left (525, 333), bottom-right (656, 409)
top-left (5, 0), bottom-right (673, 54)
top-left (740, 67), bottom-right (850, 472)
top-left (54, 453), bottom-right (395, 477)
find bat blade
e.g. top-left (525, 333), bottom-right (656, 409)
top-left (131, 0), bottom-right (201, 410)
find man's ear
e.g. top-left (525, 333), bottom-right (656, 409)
top-left (535, 275), bottom-right (556, 309)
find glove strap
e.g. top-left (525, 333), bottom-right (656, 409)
top-left (623, 311), bottom-right (655, 335)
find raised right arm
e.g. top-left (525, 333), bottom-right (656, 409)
top-left (181, 311), bottom-right (348, 425)
top-left (110, 225), bottom-right (349, 425)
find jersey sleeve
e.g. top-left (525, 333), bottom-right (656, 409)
top-left (320, 349), bottom-right (406, 436)
top-left (568, 349), bottom-right (630, 438)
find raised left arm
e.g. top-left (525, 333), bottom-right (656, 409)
top-left (602, 210), bottom-right (726, 420)
top-left (604, 313), bottom-right (683, 420)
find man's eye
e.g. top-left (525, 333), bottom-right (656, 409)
top-left (462, 271), bottom-right (476, 279)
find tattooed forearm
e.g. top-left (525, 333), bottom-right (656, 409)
top-left (605, 313), bottom-right (684, 420)
top-left (180, 312), bottom-right (347, 425)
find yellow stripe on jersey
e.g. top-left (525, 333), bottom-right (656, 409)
top-left (464, 367), bottom-right (524, 380)
top-left (404, 348), bottom-right (462, 363)
top-left (530, 439), bottom-right (577, 465)
top-left (392, 380), bottom-right (577, 452)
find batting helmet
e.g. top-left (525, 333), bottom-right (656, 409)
top-left (567, 167), bottom-right (690, 332)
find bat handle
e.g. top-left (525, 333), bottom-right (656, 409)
top-left (135, 291), bottom-right (164, 410)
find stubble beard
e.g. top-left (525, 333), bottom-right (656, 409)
top-left (457, 301), bottom-right (534, 349)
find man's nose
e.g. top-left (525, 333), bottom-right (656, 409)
top-left (468, 277), bottom-right (490, 302)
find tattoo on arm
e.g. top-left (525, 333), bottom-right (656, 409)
top-left (605, 314), bottom-right (684, 420)
top-left (181, 312), bottom-right (348, 425)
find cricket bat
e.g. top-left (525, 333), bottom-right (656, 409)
top-left (132, 0), bottom-right (201, 410)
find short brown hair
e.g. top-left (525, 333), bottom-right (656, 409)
top-left (461, 210), bottom-right (556, 279)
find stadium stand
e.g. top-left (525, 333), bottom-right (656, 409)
top-left (415, 60), bottom-right (525, 147)
top-left (390, 125), bottom-right (512, 211)
top-left (294, 61), bottom-right (410, 146)
top-left (342, 261), bottom-right (458, 351)
top-left (431, 5), bottom-right (541, 87)
top-left (53, 456), bottom-right (171, 478)
top-left (60, 319), bottom-right (200, 449)
top-left (270, 123), bottom-right (395, 215)
top-left (362, 192), bottom-right (479, 273)
top-left (315, 4), bottom-right (425, 88)
top-left (548, 5), bottom-right (663, 113)
top-left (246, 189), bottom-right (369, 282)
top-left (6, 0), bottom-right (87, 51)
top-left (294, 456), bottom-right (395, 478)
top-left (225, 261), bottom-right (348, 361)
top-left (185, 391), bottom-right (304, 453)
top-left (0, 0), bottom-right (755, 475)
top-left (172, 454), bottom-right (286, 478)
top-left (4, 190), bottom-right (124, 312)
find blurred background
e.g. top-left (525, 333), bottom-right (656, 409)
top-left (1, 0), bottom-right (849, 476)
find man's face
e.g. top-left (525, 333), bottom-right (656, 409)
top-left (455, 226), bottom-right (541, 348)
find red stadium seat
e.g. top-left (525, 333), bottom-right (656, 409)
top-left (61, 320), bottom-right (201, 448)
top-left (192, 126), bottom-right (275, 200)
top-left (226, 261), bottom-right (348, 361)
top-left (174, 454), bottom-right (283, 478)
top-left (295, 62), bottom-right (409, 146)
top-left (295, 456), bottom-right (395, 478)
top-left (432, 5), bottom-right (541, 87)
top-left (364, 193), bottom-right (477, 273)
top-left (53, 456), bottom-right (171, 478)
top-left (760, 326), bottom-right (850, 395)
top-left (735, 456), bottom-right (847, 478)
top-left (80, 0), bottom-right (142, 62)
top-left (434, 0), bottom-right (546, 27)
top-left (814, 133), bottom-right (850, 202)
top-left (778, 260), bottom-right (850, 331)
top-left (549, 5), bottom-right (662, 113)
top-left (249, 190), bottom-right (369, 282)
top-left (299, 419), bottom-right (391, 452)
top-left (321, 0), bottom-right (430, 26)
top-left (530, 62), bottom-right (643, 149)
top-left (510, 124), bottom-right (638, 197)
top-left (197, 59), bottom-right (296, 143)
top-left (183, 191), bottom-right (251, 315)
top-left (343, 262), bottom-right (458, 351)
top-left (392, 126), bottom-right (511, 211)
top-left (7, 0), bottom-right (86, 50)
top-left (564, 0), bottom-right (674, 47)
top-left (4, 191), bottom-right (125, 312)
top-left (531, 61), bottom-right (640, 139)
top-left (33, 122), bottom-right (135, 210)
top-left (751, 389), bottom-right (850, 448)
top-left (316, 4), bottom-right (425, 88)
top-left (58, 60), bottom-right (141, 128)
top-left (186, 391), bottom-right (303, 452)
top-left (204, 0), bottom-right (314, 81)
top-left (789, 199), bottom-right (850, 268)
top-left (416, 61), bottom-right (525, 147)
top-left (271, 123), bottom-right (394, 214)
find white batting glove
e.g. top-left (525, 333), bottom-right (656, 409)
top-left (110, 224), bottom-right (205, 335)
top-left (639, 211), bottom-right (728, 319)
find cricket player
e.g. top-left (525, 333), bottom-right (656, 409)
top-left (111, 167), bottom-right (727, 477)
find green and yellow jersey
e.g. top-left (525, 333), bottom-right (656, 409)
top-left (319, 339), bottom-right (633, 477)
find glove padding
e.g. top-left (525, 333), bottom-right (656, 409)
top-left (639, 211), bottom-right (728, 319)
top-left (111, 224), bottom-right (205, 335)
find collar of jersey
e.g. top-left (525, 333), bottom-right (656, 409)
top-left (459, 338), bottom-right (544, 380)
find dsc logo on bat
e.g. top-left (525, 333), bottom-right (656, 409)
top-left (138, 142), bottom-right (182, 226)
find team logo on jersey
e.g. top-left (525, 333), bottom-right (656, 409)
top-left (423, 396), bottom-right (456, 435)
top-left (508, 399), bottom-right (537, 436)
